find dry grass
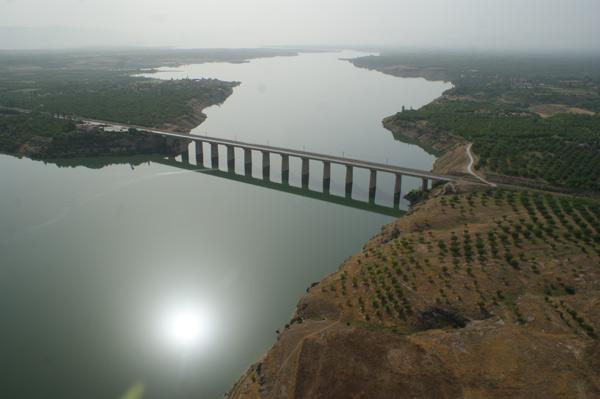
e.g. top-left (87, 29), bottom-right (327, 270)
top-left (529, 103), bottom-right (596, 118)
top-left (229, 185), bottom-right (600, 399)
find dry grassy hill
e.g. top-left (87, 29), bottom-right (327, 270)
top-left (228, 184), bottom-right (600, 398)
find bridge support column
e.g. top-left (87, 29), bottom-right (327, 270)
top-left (422, 178), bottom-right (429, 192)
top-left (345, 165), bottom-right (353, 198)
top-left (369, 169), bottom-right (377, 203)
top-left (227, 145), bottom-right (235, 172)
top-left (211, 143), bottom-right (219, 169)
top-left (195, 141), bottom-right (204, 166)
top-left (301, 158), bottom-right (309, 188)
top-left (281, 154), bottom-right (289, 184)
top-left (263, 151), bottom-right (270, 180)
top-left (394, 174), bottom-right (402, 208)
top-left (323, 161), bottom-right (331, 194)
top-left (166, 137), bottom-right (175, 149)
top-left (244, 148), bottom-right (252, 176)
top-left (181, 146), bottom-right (189, 164)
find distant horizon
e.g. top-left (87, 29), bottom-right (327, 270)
top-left (2, 0), bottom-right (600, 51)
top-left (1, 29), bottom-right (600, 57)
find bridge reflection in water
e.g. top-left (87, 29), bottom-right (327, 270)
top-left (160, 157), bottom-right (405, 217)
top-left (77, 118), bottom-right (454, 216)
top-left (160, 141), bottom-right (448, 217)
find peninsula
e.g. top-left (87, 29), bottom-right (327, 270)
top-left (0, 48), bottom-right (298, 161)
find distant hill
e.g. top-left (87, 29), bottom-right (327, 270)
top-left (0, 26), bottom-right (140, 50)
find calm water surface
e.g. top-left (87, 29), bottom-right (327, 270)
top-left (0, 51), bottom-right (450, 398)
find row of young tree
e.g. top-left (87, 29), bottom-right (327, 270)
top-left (0, 77), bottom-right (235, 129)
top-left (395, 101), bottom-right (600, 190)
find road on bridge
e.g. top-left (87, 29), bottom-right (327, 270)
top-left (81, 117), bottom-right (456, 183)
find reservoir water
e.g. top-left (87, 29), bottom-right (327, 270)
top-left (0, 51), bottom-right (450, 398)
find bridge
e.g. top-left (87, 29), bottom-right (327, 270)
top-left (156, 157), bottom-right (406, 217)
top-left (84, 118), bottom-right (456, 209)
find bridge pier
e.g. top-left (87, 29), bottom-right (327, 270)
top-left (345, 165), bottom-right (353, 198)
top-left (431, 179), bottom-right (443, 189)
top-left (95, 127), bottom-right (454, 208)
top-left (195, 141), bottom-right (204, 166)
top-left (227, 145), bottom-right (235, 172)
top-left (263, 151), bottom-right (270, 180)
top-left (323, 161), bottom-right (331, 193)
top-left (282, 154), bottom-right (290, 184)
top-left (181, 147), bottom-right (189, 164)
top-left (369, 169), bottom-right (377, 203)
top-left (394, 174), bottom-right (402, 208)
top-left (301, 158), bottom-right (309, 188)
top-left (244, 148), bottom-right (252, 176)
top-left (211, 143), bottom-right (219, 169)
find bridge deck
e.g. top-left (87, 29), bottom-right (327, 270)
top-left (83, 118), bottom-right (455, 182)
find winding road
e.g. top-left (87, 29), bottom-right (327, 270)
top-left (466, 143), bottom-right (496, 187)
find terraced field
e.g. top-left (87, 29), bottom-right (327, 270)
top-left (334, 189), bottom-right (599, 336)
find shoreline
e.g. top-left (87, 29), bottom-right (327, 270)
top-left (225, 58), bottom-right (599, 398)
top-left (347, 57), bottom-right (453, 84)
top-left (0, 81), bottom-right (237, 161)
top-left (223, 64), bottom-right (600, 396)
top-left (381, 106), bottom-right (471, 177)
top-left (227, 180), bottom-right (600, 398)
top-left (225, 85), bottom-right (469, 398)
top-left (226, 140), bottom-right (600, 399)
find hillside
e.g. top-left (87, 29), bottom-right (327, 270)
top-left (223, 52), bottom-right (600, 399)
top-left (349, 52), bottom-right (600, 194)
top-left (228, 183), bottom-right (600, 398)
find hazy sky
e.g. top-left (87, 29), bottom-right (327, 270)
top-left (1, 0), bottom-right (600, 50)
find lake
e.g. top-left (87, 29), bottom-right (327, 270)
top-left (0, 51), bottom-right (450, 398)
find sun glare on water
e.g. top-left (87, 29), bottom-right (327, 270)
top-left (161, 303), bottom-right (213, 349)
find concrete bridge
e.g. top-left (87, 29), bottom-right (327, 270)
top-left (84, 119), bottom-right (456, 209)
top-left (169, 134), bottom-right (453, 207)
top-left (156, 157), bottom-right (407, 217)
